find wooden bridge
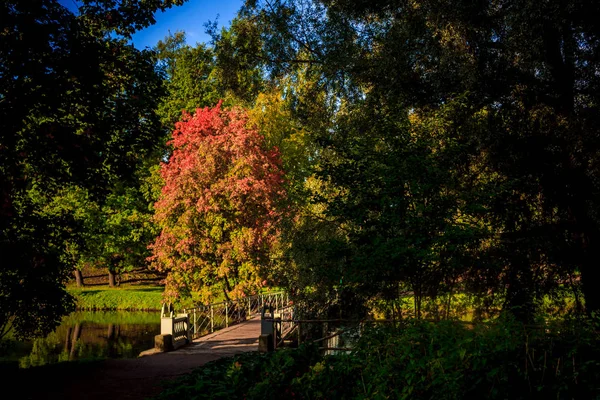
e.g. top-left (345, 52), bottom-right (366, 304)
top-left (173, 317), bottom-right (262, 356)
top-left (148, 292), bottom-right (291, 356)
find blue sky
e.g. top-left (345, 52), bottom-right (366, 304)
top-left (58, 0), bottom-right (243, 49)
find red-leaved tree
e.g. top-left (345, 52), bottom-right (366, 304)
top-left (149, 103), bottom-right (286, 302)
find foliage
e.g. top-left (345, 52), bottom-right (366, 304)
top-left (231, 0), bottom-right (600, 319)
top-left (157, 317), bottom-right (600, 400)
top-left (0, 0), bottom-right (175, 339)
top-left (157, 344), bottom-right (321, 399)
top-left (211, 17), bottom-right (265, 105)
top-left (150, 104), bottom-right (287, 302)
top-left (155, 31), bottom-right (222, 129)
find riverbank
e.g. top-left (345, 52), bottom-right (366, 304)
top-left (6, 317), bottom-right (262, 399)
top-left (69, 286), bottom-right (163, 311)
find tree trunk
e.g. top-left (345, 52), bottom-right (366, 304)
top-left (108, 270), bottom-right (117, 287)
top-left (222, 275), bottom-right (232, 302)
top-left (69, 323), bottom-right (82, 360)
top-left (504, 258), bottom-right (535, 323)
top-left (65, 327), bottom-right (72, 352)
top-left (107, 323), bottom-right (115, 340)
top-left (580, 232), bottom-right (600, 316)
top-left (73, 269), bottom-right (84, 287)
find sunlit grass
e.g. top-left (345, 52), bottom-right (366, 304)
top-left (69, 286), bottom-right (163, 311)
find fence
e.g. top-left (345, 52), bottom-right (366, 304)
top-left (261, 318), bottom-right (429, 353)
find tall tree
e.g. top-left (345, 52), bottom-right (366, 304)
top-left (155, 31), bottom-right (222, 129)
top-left (150, 104), bottom-right (286, 302)
top-left (0, 0), bottom-right (184, 339)
top-left (234, 0), bottom-right (600, 317)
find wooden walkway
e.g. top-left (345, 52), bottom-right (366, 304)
top-left (173, 316), bottom-right (261, 356)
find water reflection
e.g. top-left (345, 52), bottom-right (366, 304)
top-left (5, 311), bottom-right (160, 368)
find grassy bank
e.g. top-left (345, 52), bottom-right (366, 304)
top-left (69, 286), bottom-right (163, 311)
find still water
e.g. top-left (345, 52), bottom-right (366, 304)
top-left (1, 311), bottom-right (160, 369)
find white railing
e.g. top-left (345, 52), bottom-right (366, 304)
top-left (172, 315), bottom-right (190, 347)
top-left (160, 310), bottom-right (192, 350)
top-left (160, 292), bottom-right (289, 343)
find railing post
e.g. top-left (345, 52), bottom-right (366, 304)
top-left (210, 304), bottom-right (214, 333)
top-left (186, 313), bottom-right (192, 342)
top-left (193, 308), bottom-right (197, 336)
top-left (225, 302), bottom-right (229, 328)
top-left (248, 297), bottom-right (251, 318)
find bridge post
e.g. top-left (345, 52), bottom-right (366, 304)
top-left (225, 302), bottom-right (229, 327)
top-left (210, 305), bottom-right (214, 332)
top-left (193, 309), bottom-right (197, 336)
top-left (260, 304), bottom-right (275, 352)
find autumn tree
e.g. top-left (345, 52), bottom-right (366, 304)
top-left (150, 104), bottom-right (286, 302)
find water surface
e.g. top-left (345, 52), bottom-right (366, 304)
top-left (1, 311), bottom-right (160, 369)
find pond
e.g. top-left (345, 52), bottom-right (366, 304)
top-left (0, 311), bottom-right (160, 369)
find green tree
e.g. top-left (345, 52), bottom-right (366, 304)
top-left (233, 0), bottom-right (600, 318)
top-left (0, 0), bottom-right (183, 339)
top-left (155, 31), bottom-right (222, 129)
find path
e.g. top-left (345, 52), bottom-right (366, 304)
top-left (19, 318), bottom-right (262, 400)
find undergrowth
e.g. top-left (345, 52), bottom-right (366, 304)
top-left (157, 315), bottom-right (600, 399)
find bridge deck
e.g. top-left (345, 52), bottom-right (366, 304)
top-left (174, 316), bottom-right (261, 356)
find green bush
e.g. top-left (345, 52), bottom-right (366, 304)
top-left (157, 316), bottom-right (600, 399)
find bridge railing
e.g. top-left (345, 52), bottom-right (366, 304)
top-left (260, 302), bottom-right (296, 350)
top-left (159, 307), bottom-right (192, 350)
top-left (161, 291), bottom-right (289, 341)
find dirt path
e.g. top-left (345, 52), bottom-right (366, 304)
top-left (19, 319), bottom-right (261, 400)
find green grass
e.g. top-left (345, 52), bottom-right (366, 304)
top-left (68, 285), bottom-right (286, 312)
top-left (69, 286), bottom-right (163, 311)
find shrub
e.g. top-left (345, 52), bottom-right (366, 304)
top-left (157, 316), bottom-right (600, 399)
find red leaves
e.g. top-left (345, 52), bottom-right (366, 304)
top-left (149, 103), bottom-right (286, 302)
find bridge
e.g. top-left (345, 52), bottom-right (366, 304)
top-left (149, 292), bottom-right (293, 356)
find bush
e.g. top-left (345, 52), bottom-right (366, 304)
top-left (157, 316), bottom-right (600, 399)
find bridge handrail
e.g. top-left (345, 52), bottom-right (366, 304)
top-left (161, 291), bottom-right (289, 340)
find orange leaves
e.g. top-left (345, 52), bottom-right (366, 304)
top-left (150, 103), bottom-right (287, 302)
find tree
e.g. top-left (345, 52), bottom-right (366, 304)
top-left (0, 0), bottom-right (183, 339)
top-left (155, 32), bottom-right (222, 129)
top-left (150, 104), bottom-right (286, 302)
top-left (231, 0), bottom-right (600, 318)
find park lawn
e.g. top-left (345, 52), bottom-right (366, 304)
top-left (67, 285), bottom-right (286, 311)
top-left (69, 286), bottom-right (164, 311)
